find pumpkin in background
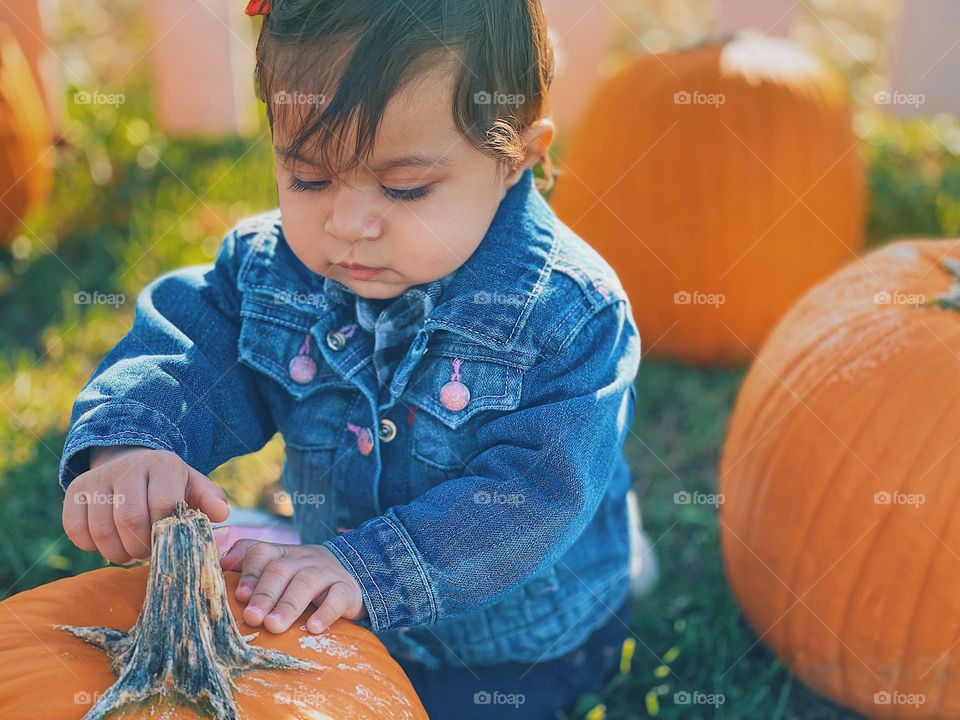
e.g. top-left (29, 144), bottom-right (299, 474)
top-left (0, 503), bottom-right (426, 720)
top-left (551, 31), bottom-right (865, 365)
top-left (0, 23), bottom-right (52, 244)
top-left (719, 239), bottom-right (960, 718)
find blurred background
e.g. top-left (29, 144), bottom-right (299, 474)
top-left (1, 1), bottom-right (958, 717)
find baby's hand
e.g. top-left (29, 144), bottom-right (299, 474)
top-left (63, 446), bottom-right (230, 564)
top-left (219, 541), bottom-right (368, 634)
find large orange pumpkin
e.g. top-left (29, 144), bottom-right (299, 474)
top-left (0, 23), bottom-right (52, 244)
top-left (551, 32), bottom-right (865, 365)
top-left (720, 239), bottom-right (960, 717)
top-left (0, 503), bottom-right (426, 720)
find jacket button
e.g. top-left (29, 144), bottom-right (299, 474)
top-left (325, 330), bottom-right (346, 351)
top-left (378, 418), bottom-right (397, 442)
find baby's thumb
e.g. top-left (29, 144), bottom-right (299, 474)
top-left (184, 469), bottom-right (230, 522)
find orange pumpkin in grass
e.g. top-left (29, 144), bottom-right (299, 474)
top-left (719, 240), bottom-right (960, 718)
top-left (0, 503), bottom-right (426, 720)
top-left (551, 32), bottom-right (865, 366)
top-left (0, 23), bottom-right (52, 243)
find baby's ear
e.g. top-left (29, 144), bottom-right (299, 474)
top-left (505, 118), bottom-right (556, 186)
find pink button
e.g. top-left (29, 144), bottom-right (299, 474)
top-left (439, 358), bottom-right (471, 412)
top-left (289, 354), bottom-right (317, 384)
top-left (289, 334), bottom-right (317, 384)
top-left (440, 380), bottom-right (470, 411)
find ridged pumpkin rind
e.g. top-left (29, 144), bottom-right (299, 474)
top-left (0, 564), bottom-right (427, 720)
top-left (719, 239), bottom-right (960, 718)
top-left (551, 34), bottom-right (865, 365)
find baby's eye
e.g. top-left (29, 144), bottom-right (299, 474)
top-left (382, 185), bottom-right (431, 203)
top-left (286, 175), bottom-right (431, 202)
top-left (287, 176), bottom-right (330, 193)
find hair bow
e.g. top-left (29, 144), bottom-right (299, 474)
top-left (245, 0), bottom-right (270, 15)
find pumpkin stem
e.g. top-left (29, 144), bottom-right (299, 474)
top-left (927, 256), bottom-right (960, 312)
top-left (56, 500), bottom-right (321, 720)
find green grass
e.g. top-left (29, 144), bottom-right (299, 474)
top-left (4, 91), bottom-right (960, 718)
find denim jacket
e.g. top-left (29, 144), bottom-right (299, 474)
top-left (59, 168), bottom-right (642, 669)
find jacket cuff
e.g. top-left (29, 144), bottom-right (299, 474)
top-left (59, 400), bottom-right (187, 491)
top-left (323, 511), bottom-right (437, 632)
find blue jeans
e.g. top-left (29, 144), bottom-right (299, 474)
top-left (395, 597), bottom-right (633, 719)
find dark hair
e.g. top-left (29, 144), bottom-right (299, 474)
top-left (253, 0), bottom-right (555, 193)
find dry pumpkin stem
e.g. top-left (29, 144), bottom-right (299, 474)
top-left (56, 500), bottom-right (322, 720)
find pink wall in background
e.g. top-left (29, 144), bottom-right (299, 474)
top-left (148, 0), bottom-right (259, 138)
top-left (889, 0), bottom-right (960, 117)
top-left (541, 0), bottom-right (614, 142)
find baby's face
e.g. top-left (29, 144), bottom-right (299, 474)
top-left (272, 63), bottom-right (535, 300)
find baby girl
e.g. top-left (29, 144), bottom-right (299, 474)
top-left (59, 1), bottom-right (644, 717)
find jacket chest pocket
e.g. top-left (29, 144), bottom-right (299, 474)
top-left (237, 297), bottom-right (350, 450)
top-left (401, 351), bottom-right (525, 490)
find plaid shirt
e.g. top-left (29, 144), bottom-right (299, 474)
top-left (323, 273), bottom-right (455, 388)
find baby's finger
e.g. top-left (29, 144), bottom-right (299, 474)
top-left (146, 458), bottom-right (189, 524)
top-left (219, 538), bottom-right (259, 572)
top-left (185, 468), bottom-right (230, 523)
top-left (113, 473), bottom-right (151, 560)
top-left (306, 581), bottom-right (354, 634)
top-left (264, 569), bottom-right (324, 634)
top-left (240, 545), bottom-right (286, 623)
top-left (63, 486), bottom-right (96, 552)
top-left (88, 495), bottom-right (133, 565)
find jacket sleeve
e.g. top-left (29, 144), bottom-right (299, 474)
top-left (58, 228), bottom-right (277, 491)
top-left (323, 298), bottom-right (640, 631)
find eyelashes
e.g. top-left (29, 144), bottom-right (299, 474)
top-left (286, 176), bottom-right (432, 203)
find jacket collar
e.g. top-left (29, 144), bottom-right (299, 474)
top-left (239, 168), bottom-right (556, 351)
top-left (423, 168), bottom-right (557, 351)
